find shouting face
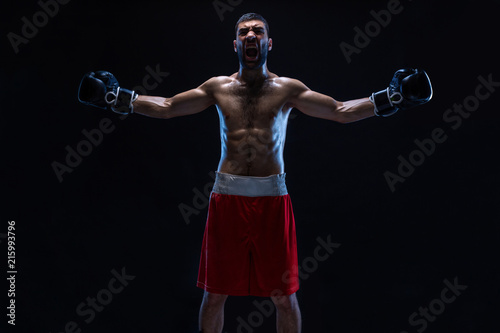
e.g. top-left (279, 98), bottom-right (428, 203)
top-left (234, 20), bottom-right (273, 70)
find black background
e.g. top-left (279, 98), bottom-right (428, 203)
top-left (2, 0), bottom-right (499, 332)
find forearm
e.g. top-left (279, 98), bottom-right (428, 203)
top-left (336, 97), bottom-right (375, 123)
top-left (132, 95), bottom-right (171, 119)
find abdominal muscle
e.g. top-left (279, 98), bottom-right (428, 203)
top-left (217, 127), bottom-right (285, 177)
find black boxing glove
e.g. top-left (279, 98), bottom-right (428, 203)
top-left (78, 71), bottom-right (138, 115)
top-left (370, 68), bottom-right (433, 117)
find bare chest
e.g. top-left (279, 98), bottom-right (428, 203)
top-left (214, 82), bottom-right (290, 130)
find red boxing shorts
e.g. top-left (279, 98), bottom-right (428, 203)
top-left (197, 171), bottom-right (299, 297)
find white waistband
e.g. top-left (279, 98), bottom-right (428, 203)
top-left (212, 171), bottom-right (288, 197)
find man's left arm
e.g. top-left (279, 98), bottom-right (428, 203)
top-left (288, 84), bottom-right (375, 123)
top-left (288, 69), bottom-right (433, 123)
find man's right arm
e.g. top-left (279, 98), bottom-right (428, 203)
top-left (133, 77), bottom-right (218, 119)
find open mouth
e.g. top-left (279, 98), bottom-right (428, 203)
top-left (245, 45), bottom-right (259, 60)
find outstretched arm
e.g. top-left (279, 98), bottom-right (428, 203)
top-left (132, 77), bottom-right (218, 119)
top-left (287, 79), bottom-right (374, 124)
top-left (288, 69), bottom-right (433, 122)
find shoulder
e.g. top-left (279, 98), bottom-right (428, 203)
top-left (198, 76), bottom-right (234, 93)
top-left (272, 76), bottom-right (310, 95)
top-left (201, 76), bottom-right (233, 87)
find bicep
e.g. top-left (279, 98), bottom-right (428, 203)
top-left (289, 82), bottom-right (341, 121)
top-left (167, 79), bottom-right (217, 118)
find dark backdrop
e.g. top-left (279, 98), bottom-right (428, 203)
top-left (2, 0), bottom-right (499, 332)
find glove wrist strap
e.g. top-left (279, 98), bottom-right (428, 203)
top-left (105, 87), bottom-right (138, 115)
top-left (370, 88), bottom-right (398, 117)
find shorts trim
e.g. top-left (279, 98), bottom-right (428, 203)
top-left (212, 171), bottom-right (288, 197)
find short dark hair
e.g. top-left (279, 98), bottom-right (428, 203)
top-left (235, 13), bottom-right (270, 36)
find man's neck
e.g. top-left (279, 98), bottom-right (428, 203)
top-left (237, 63), bottom-right (270, 85)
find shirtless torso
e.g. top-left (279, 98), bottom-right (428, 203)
top-left (216, 73), bottom-right (295, 176)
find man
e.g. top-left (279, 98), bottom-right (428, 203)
top-left (78, 12), bottom-right (432, 333)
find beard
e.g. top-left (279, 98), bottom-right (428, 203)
top-left (237, 44), bottom-right (269, 70)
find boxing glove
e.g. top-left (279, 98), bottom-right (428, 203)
top-left (370, 68), bottom-right (433, 117)
top-left (78, 71), bottom-right (138, 115)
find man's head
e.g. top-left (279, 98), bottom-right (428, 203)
top-left (234, 13), bottom-right (272, 70)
